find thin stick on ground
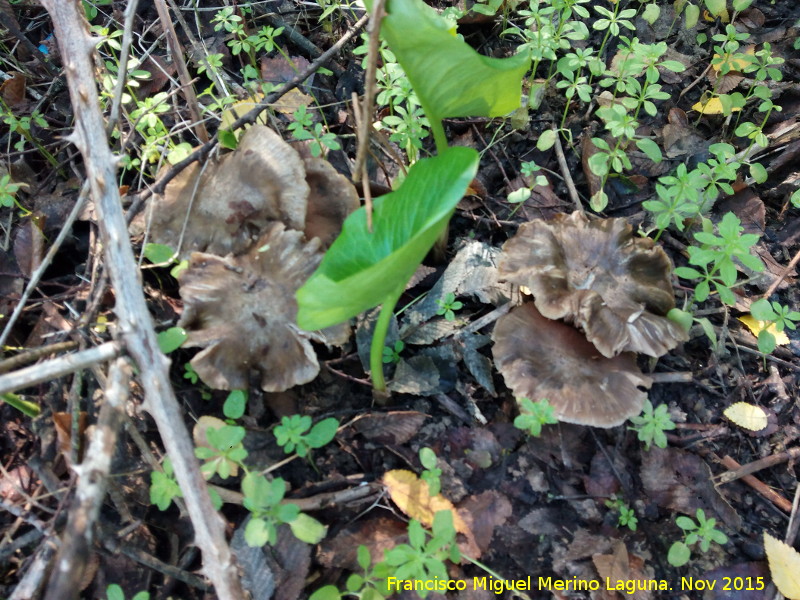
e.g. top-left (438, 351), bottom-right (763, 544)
top-left (37, 2), bottom-right (245, 597)
top-left (352, 0), bottom-right (385, 231)
top-left (551, 124), bottom-right (584, 215)
top-left (0, 181), bottom-right (89, 350)
top-left (154, 0), bottom-right (208, 143)
top-left (0, 341), bottom-right (121, 396)
top-left (715, 454), bottom-right (792, 513)
top-left (0, 340), bottom-right (79, 374)
top-left (761, 244), bottom-right (800, 299)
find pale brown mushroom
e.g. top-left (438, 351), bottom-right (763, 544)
top-left (492, 303), bottom-right (652, 428)
top-left (498, 211), bottom-right (687, 358)
top-left (303, 158), bottom-right (360, 249)
top-left (177, 223), bottom-right (344, 392)
top-left (148, 125), bottom-right (309, 258)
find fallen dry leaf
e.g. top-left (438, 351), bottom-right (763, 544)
top-left (764, 532), bottom-right (800, 600)
top-left (738, 315), bottom-right (790, 346)
top-left (723, 402), bottom-right (769, 432)
top-left (692, 96), bottom-right (741, 115)
top-left (640, 447), bottom-right (741, 530)
top-left (382, 469), bottom-right (469, 535)
top-left (593, 540), bottom-right (657, 600)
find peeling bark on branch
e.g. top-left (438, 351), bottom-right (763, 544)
top-left (37, 2), bottom-right (244, 598)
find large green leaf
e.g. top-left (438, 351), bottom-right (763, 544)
top-left (368, 0), bottom-right (529, 146)
top-left (296, 147), bottom-right (479, 330)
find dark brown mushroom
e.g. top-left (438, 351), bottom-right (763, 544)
top-left (498, 211), bottom-right (687, 358)
top-left (177, 223), bottom-right (346, 392)
top-left (492, 303), bottom-right (652, 428)
top-left (148, 125), bottom-right (309, 258)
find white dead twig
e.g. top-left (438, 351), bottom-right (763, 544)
top-left (36, 2), bottom-right (245, 598)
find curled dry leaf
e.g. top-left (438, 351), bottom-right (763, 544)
top-left (492, 303), bottom-right (652, 428)
top-left (498, 211), bottom-right (687, 358)
top-left (178, 223), bottom-right (346, 392)
top-left (382, 469), bottom-right (469, 536)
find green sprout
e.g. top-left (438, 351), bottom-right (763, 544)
top-left (668, 508), bottom-right (728, 567)
top-left (628, 400), bottom-right (675, 450)
top-left (435, 293), bottom-right (463, 321)
top-left (514, 398), bottom-right (558, 437)
top-left (274, 415), bottom-right (339, 458)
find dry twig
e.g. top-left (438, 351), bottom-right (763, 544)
top-left (36, 2), bottom-right (245, 597)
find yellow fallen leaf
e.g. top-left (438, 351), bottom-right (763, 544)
top-left (271, 87), bottom-right (314, 115)
top-left (723, 402), bottom-right (768, 432)
top-left (712, 46), bottom-right (754, 73)
top-left (383, 469), bottom-right (468, 535)
top-left (738, 315), bottom-right (790, 345)
top-left (764, 532), bottom-right (800, 600)
top-left (691, 97), bottom-right (741, 115)
top-left (703, 8), bottom-right (729, 23)
top-left (220, 94), bottom-right (269, 133)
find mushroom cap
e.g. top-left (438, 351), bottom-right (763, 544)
top-left (492, 303), bottom-right (652, 428)
top-left (498, 212), bottom-right (687, 358)
top-left (303, 157), bottom-right (360, 249)
top-left (149, 125), bottom-right (309, 259)
top-left (177, 223), bottom-right (330, 392)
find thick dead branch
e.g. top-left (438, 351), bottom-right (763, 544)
top-left (37, 2), bottom-right (245, 598)
top-left (44, 358), bottom-right (130, 600)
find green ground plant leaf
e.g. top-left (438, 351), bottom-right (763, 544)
top-left (367, 0), bottom-right (529, 147)
top-left (296, 147), bottom-right (479, 331)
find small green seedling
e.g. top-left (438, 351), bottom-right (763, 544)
top-left (629, 400), bottom-right (675, 450)
top-left (673, 213), bottom-right (764, 306)
top-left (156, 326), bottom-right (187, 354)
top-left (150, 457), bottom-right (182, 511)
top-left (419, 447), bottom-right (442, 496)
top-left (514, 398), bottom-right (558, 437)
top-left (382, 512), bottom-right (460, 597)
top-left (287, 105), bottom-right (341, 157)
top-left (435, 292), bottom-right (463, 321)
top-left (143, 243), bottom-right (188, 278)
top-left (382, 340), bottom-right (405, 364)
top-left (242, 472), bottom-right (327, 546)
top-left (195, 424), bottom-right (248, 480)
top-left (223, 389), bottom-right (247, 420)
top-left (749, 298), bottom-right (800, 354)
top-left (0, 173), bottom-right (25, 209)
top-left (274, 415), bottom-right (339, 458)
top-left (605, 496), bottom-right (638, 531)
top-left (106, 583), bottom-right (149, 600)
top-left (668, 508), bottom-right (728, 567)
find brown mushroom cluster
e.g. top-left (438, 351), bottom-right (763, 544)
top-left (147, 125), bottom-right (357, 391)
top-left (492, 211), bottom-right (687, 427)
